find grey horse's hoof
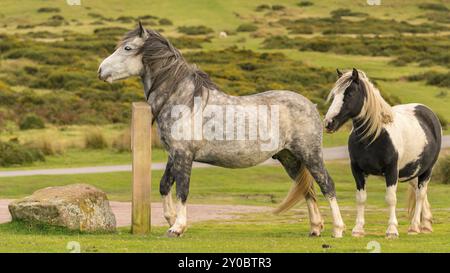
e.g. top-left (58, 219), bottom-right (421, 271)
top-left (166, 230), bottom-right (182, 238)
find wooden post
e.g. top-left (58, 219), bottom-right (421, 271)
top-left (131, 102), bottom-right (152, 234)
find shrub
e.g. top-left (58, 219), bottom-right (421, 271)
top-left (19, 114), bottom-right (45, 130)
top-left (178, 25), bottom-right (214, 35)
top-left (37, 7), bottom-right (60, 13)
top-left (236, 23), bottom-right (258, 32)
top-left (112, 129), bottom-right (131, 152)
top-left (0, 140), bottom-right (45, 166)
top-left (159, 18), bottom-right (173, 26)
top-left (272, 5), bottom-right (286, 11)
top-left (26, 138), bottom-right (65, 156)
top-left (330, 8), bottom-right (368, 18)
top-left (418, 3), bottom-right (449, 12)
top-left (434, 156), bottom-right (450, 184)
top-left (436, 112), bottom-right (448, 130)
top-left (255, 4), bottom-right (271, 12)
top-left (84, 129), bottom-right (108, 149)
top-left (298, 1), bottom-right (313, 7)
top-left (407, 71), bottom-right (450, 88)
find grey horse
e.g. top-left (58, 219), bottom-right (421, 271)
top-left (98, 23), bottom-right (345, 237)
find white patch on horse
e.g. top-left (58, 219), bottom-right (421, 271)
top-left (385, 185), bottom-right (399, 238)
top-left (324, 92), bottom-right (344, 125)
top-left (352, 189), bottom-right (366, 236)
top-left (168, 200), bottom-right (187, 236)
top-left (162, 192), bottom-right (177, 226)
top-left (328, 197), bottom-right (345, 238)
top-left (385, 104), bottom-right (428, 180)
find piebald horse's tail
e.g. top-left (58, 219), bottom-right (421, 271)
top-left (273, 165), bottom-right (316, 214)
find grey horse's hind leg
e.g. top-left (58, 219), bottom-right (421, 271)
top-left (292, 144), bottom-right (345, 238)
top-left (166, 150), bottom-right (194, 237)
top-left (160, 157), bottom-right (177, 226)
top-left (274, 150), bottom-right (324, 236)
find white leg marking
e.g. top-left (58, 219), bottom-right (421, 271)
top-left (167, 200), bottom-right (187, 237)
top-left (328, 197), bottom-right (345, 238)
top-left (409, 180), bottom-right (429, 234)
top-left (385, 185), bottom-right (399, 239)
top-left (162, 192), bottom-right (177, 226)
top-left (352, 189), bottom-right (367, 237)
top-left (421, 190), bottom-right (433, 233)
top-left (306, 197), bottom-right (324, 236)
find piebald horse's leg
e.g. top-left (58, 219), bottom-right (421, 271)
top-left (421, 192), bottom-right (433, 233)
top-left (409, 171), bottom-right (432, 234)
top-left (385, 165), bottom-right (399, 239)
top-left (351, 163), bottom-right (366, 237)
top-left (166, 150), bottom-right (193, 237)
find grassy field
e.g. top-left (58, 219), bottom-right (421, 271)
top-left (0, 161), bottom-right (449, 252)
top-left (0, 0), bottom-right (449, 252)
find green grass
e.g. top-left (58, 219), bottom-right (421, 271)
top-left (0, 161), bottom-right (450, 252)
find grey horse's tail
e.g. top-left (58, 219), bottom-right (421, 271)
top-left (273, 165), bottom-right (316, 214)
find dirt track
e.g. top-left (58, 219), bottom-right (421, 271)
top-left (0, 199), bottom-right (271, 227)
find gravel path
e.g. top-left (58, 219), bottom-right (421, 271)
top-left (0, 199), bottom-right (270, 227)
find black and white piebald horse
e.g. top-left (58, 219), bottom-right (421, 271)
top-left (324, 68), bottom-right (442, 238)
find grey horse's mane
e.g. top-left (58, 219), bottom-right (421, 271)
top-left (122, 27), bottom-right (218, 101)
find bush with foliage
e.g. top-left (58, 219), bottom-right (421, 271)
top-left (178, 25), bottom-right (214, 35)
top-left (407, 71), bottom-right (450, 88)
top-left (159, 18), bottom-right (173, 25)
top-left (84, 129), bottom-right (108, 149)
top-left (0, 140), bottom-right (45, 166)
top-left (19, 114), bottom-right (45, 130)
top-left (298, 1), bottom-right (313, 7)
top-left (435, 156), bottom-right (450, 184)
top-left (37, 7), bottom-right (60, 13)
top-left (236, 23), bottom-right (258, 32)
top-left (418, 3), bottom-right (449, 12)
top-left (263, 35), bottom-right (450, 68)
top-left (255, 4), bottom-right (271, 11)
top-left (272, 5), bottom-right (285, 11)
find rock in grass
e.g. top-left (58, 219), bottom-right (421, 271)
top-left (8, 184), bottom-right (116, 232)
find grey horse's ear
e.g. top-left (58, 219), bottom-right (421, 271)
top-left (336, 68), bottom-right (343, 78)
top-left (138, 21), bottom-right (149, 39)
top-left (351, 68), bottom-right (359, 83)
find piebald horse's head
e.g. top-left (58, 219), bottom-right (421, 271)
top-left (324, 68), bottom-right (393, 142)
top-left (324, 68), bottom-right (365, 133)
top-left (98, 22), bottom-right (149, 83)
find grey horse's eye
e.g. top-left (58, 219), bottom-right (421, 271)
top-left (124, 46), bottom-right (132, 51)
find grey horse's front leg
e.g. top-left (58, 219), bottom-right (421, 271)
top-left (160, 157), bottom-right (176, 226)
top-left (166, 150), bottom-right (194, 237)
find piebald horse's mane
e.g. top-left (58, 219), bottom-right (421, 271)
top-left (327, 70), bottom-right (394, 142)
top-left (120, 27), bottom-right (217, 99)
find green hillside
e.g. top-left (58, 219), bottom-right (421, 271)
top-left (0, 0), bottom-right (449, 166)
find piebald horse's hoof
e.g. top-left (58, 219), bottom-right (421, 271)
top-left (407, 227), bottom-right (421, 235)
top-left (420, 226), bottom-right (433, 234)
top-left (385, 232), bottom-right (399, 239)
top-left (351, 231), bottom-right (365, 238)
